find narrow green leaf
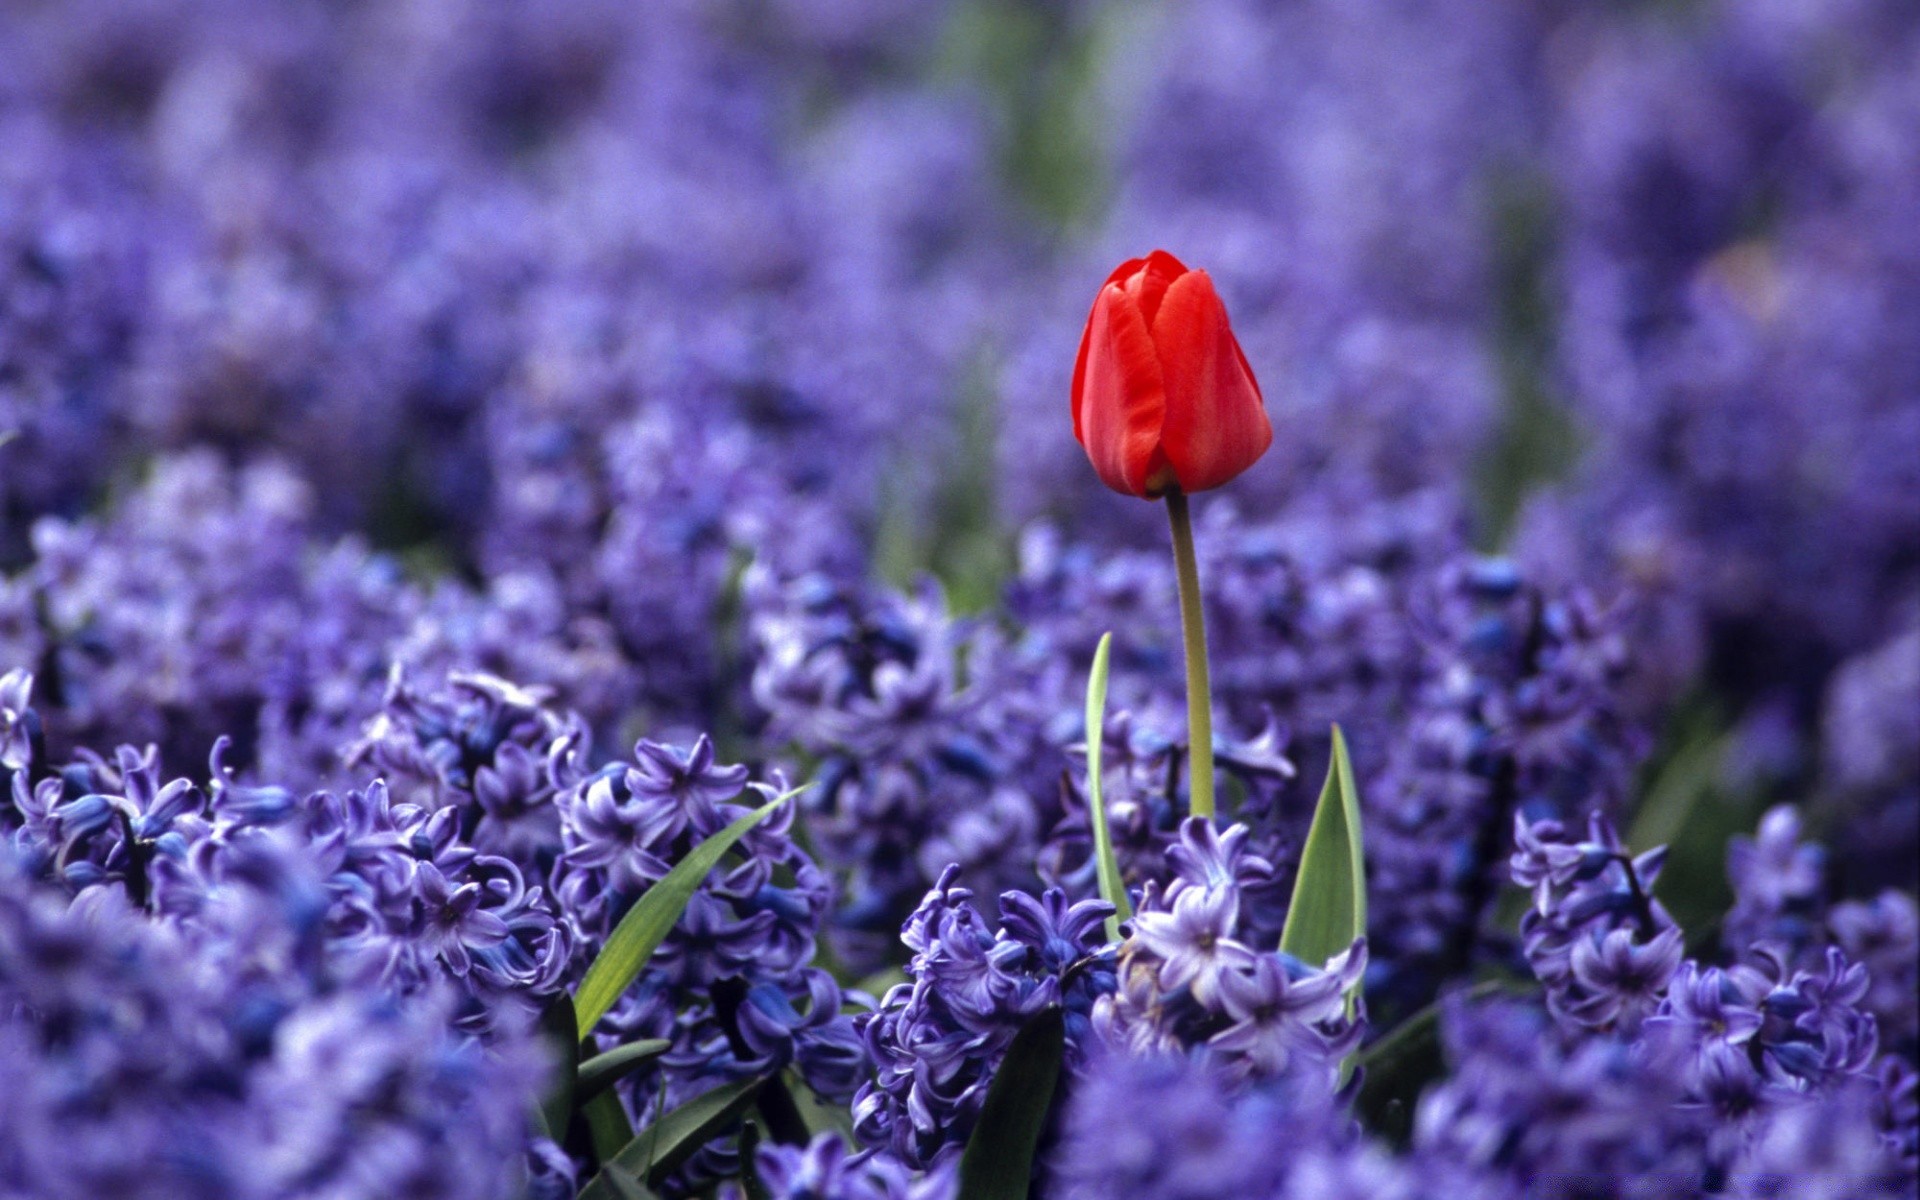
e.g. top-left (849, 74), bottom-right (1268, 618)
top-left (583, 1091), bottom-right (635, 1164)
top-left (576, 1039), bottom-right (672, 1104)
top-left (958, 1007), bottom-right (1066, 1200)
top-left (1279, 725), bottom-right (1367, 974)
top-left (1083, 632), bottom-right (1129, 940)
top-left (1627, 728), bottom-right (1727, 855)
top-left (0, 429), bottom-right (18, 451)
top-left (785, 1069), bottom-right (855, 1140)
top-left (599, 1166), bottom-right (659, 1200)
top-left (578, 1075), bottom-right (769, 1200)
top-left (574, 792), bottom-right (798, 1035)
top-left (535, 992), bottom-right (580, 1141)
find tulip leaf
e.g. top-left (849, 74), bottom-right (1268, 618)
top-left (576, 1039), bottom-right (673, 1104)
top-left (957, 1006), bottom-right (1066, 1200)
top-left (535, 991), bottom-right (580, 1141)
top-left (574, 792), bottom-right (797, 1036)
top-left (577, 1075), bottom-right (769, 1200)
top-left (1084, 632), bottom-right (1129, 941)
top-left (1279, 725), bottom-right (1367, 978)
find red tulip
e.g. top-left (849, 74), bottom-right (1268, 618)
top-left (1071, 250), bottom-right (1271, 498)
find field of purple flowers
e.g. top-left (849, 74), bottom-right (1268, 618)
top-left (2, 1), bottom-right (1917, 1197)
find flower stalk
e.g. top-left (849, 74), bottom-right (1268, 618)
top-left (1165, 488), bottom-right (1216, 820)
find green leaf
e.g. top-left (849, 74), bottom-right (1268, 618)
top-left (576, 1039), bottom-right (672, 1104)
top-left (1279, 725), bottom-right (1367, 977)
top-left (574, 792), bottom-right (797, 1036)
top-left (535, 992), bottom-right (580, 1141)
top-left (1627, 726), bottom-right (1728, 856)
top-left (578, 1075), bottom-right (769, 1200)
top-left (1083, 631), bottom-right (1129, 940)
top-left (853, 965), bottom-right (908, 999)
top-left (583, 1091), bottom-right (635, 1164)
top-left (599, 1166), bottom-right (659, 1200)
top-left (785, 1069), bottom-right (855, 1140)
top-left (958, 1007), bottom-right (1066, 1200)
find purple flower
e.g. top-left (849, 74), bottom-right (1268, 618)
top-left (1514, 813), bottom-right (1682, 1033)
top-left (1211, 944), bottom-right (1367, 1077)
top-left (0, 668), bottom-right (34, 770)
top-left (854, 867), bottom-right (1113, 1169)
top-left (411, 860), bottom-right (513, 978)
top-left (743, 1133), bottom-right (955, 1200)
top-left (1130, 884), bottom-right (1253, 1008)
top-left (1098, 818), bottom-right (1367, 1087)
top-left (1564, 925), bottom-right (1687, 1031)
top-left (1725, 806), bottom-right (1828, 957)
top-left (1828, 891), bottom-right (1920, 1054)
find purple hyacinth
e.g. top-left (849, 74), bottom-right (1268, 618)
top-left (1513, 812), bottom-right (1682, 1034)
top-left (1097, 817), bottom-right (1366, 1086)
top-left (1724, 805), bottom-right (1828, 959)
top-left (1828, 891), bottom-right (1920, 1057)
top-left (726, 1133), bottom-right (956, 1200)
top-left (1413, 996), bottom-right (1714, 1191)
top-left (0, 834), bottom-right (544, 1200)
top-left (853, 866), bottom-right (1114, 1169)
top-left (550, 731), bottom-right (863, 1180)
top-left (748, 572), bottom-right (1062, 964)
top-left (348, 669), bottom-right (584, 868)
top-left (0, 668), bottom-right (35, 771)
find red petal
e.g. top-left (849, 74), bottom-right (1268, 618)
top-left (1077, 282), bottom-right (1168, 497)
top-left (1119, 249), bottom-right (1188, 326)
top-left (1152, 269), bottom-right (1271, 493)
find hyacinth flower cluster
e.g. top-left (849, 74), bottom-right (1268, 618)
top-left (0, 692), bottom-right (544, 1198)
top-left (1098, 818), bottom-right (1366, 1085)
top-left (746, 556), bottom-right (1313, 971)
top-left (1512, 812), bottom-right (1684, 1034)
top-left (547, 733), bottom-right (865, 1160)
top-left (1039, 705), bottom-right (1298, 946)
top-left (0, 663), bottom-right (877, 1195)
top-left (721, 1134), bottom-right (958, 1200)
top-left (0, 451), bottom-right (638, 790)
top-left (853, 867), bottom-right (1116, 1169)
top-left (2, 0), bottom-right (1918, 1191)
top-left (1043, 817), bottom-right (1917, 1200)
top-left (1510, 811), bottom-right (1915, 1177)
top-left (0, 852), bottom-right (545, 1200)
top-left (747, 572), bottom-right (1054, 960)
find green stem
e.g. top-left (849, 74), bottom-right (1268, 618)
top-left (1164, 489), bottom-right (1215, 820)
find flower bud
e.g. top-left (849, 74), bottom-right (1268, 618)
top-left (1071, 250), bottom-right (1271, 498)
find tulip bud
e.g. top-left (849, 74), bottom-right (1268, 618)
top-left (1071, 250), bottom-right (1272, 498)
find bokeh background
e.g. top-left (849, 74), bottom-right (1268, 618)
top-left (3, 0), bottom-right (1915, 949)
top-left (3, 3), bottom-right (1919, 1195)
